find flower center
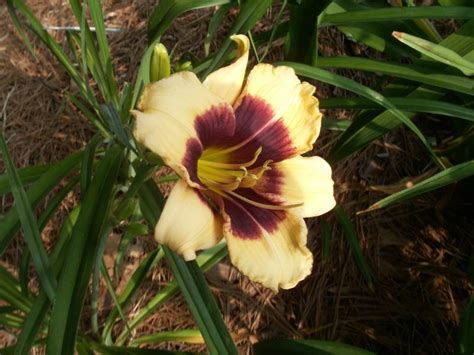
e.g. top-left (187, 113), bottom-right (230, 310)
top-left (197, 146), bottom-right (270, 192)
top-left (196, 146), bottom-right (303, 211)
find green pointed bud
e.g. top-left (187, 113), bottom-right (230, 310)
top-left (174, 61), bottom-right (193, 73)
top-left (150, 43), bottom-right (171, 82)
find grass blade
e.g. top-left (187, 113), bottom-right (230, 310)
top-left (205, 4), bottom-right (233, 56)
top-left (114, 242), bottom-right (227, 345)
top-left (0, 151), bottom-right (82, 255)
top-left (81, 341), bottom-right (191, 355)
top-left (201, 0), bottom-right (273, 78)
top-left (0, 163), bottom-right (52, 196)
top-left (316, 56), bottom-right (474, 96)
top-left (136, 179), bottom-right (236, 354)
top-left (46, 146), bottom-right (123, 355)
top-left (393, 31), bottom-right (474, 75)
top-left (285, 0), bottom-right (328, 65)
top-left (319, 97), bottom-right (474, 122)
top-left (323, 0), bottom-right (415, 57)
top-left (148, 0), bottom-right (231, 43)
top-left (324, 19), bottom-right (474, 163)
top-left (334, 206), bottom-right (373, 287)
top-left (131, 329), bottom-right (203, 346)
top-left (457, 298), bottom-right (474, 355)
top-left (102, 248), bottom-right (163, 343)
top-left (80, 135), bottom-right (101, 194)
top-left (281, 62), bottom-right (445, 169)
top-left (254, 339), bottom-right (375, 355)
top-left (322, 117), bottom-right (351, 131)
top-left (0, 133), bottom-right (57, 302)
top-left (0, 266), bottom-right (33, 314)
top-left (163, 246), bottom-right (237, 354)
top-left (7, 0), bottom-right (86, 94)
top-left (14, 207), bottom-right (81, 355)
top-left (321, 220), bottom-right (331, 260)
top-left (87, 0), bottom-right (113, 80)
top-left (100, 104), bottom-right (135, 151)
top-left (321, 6), bottom-right (474, 26)
top-left (362, 161), bottom-right (474, 212)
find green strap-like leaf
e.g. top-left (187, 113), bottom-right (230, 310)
top-left (316, 56), bottom-right (474, 96)
top-left (46, 146), bottom-right (123, 355)
top-left (393, 31), bottom-right (474, 76)
top-left (327, 19), bottom-right (474, 162)
top-left (280, 62), bottom-right (445, 169)
top-left (14, 207), bottom-right (81, 355)
top-left (0, 133), bottom-right (57, 302)
top-left (7, 0), bottom-right (86, 94)
top-left (320, 97), bottom-right (474, 122)
top-left (285, 0), bottom-right (330, 65)
top-left (131, 329), bottom-right (203, 346)
top-left (114, 242), bottom-right (227, 346)
top-left (0, 266), bottom-right (33, 314)
top-left (137, 179), bottom-right (237, 354)
top-left (148, 0), bottom-right (231, 44)
top-left (321, 6), bottom-right (474, 26)
top-left (0, 163), bottom-right (52, 196)
top-left (335, 206), bottom-right (373, 287)
top-left (458, 297), bottom-right (474, 355)
top-left (0, 151), bottom-right (83, 255)
top-left (254, 339), bottom-right (375, 355)
top-left (201, 0), bottom-right (274, 78)
top-left (363, 161), bottom-right (474, 212)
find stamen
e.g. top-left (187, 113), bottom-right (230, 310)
top-left (201, 177), bottom-right (242, 192)
top-left (200, 146), bottom-right (262, 169)
top-left (198, 165), bottom-right (245, 180)
top-left (226, 190), bottom-right (303, 210)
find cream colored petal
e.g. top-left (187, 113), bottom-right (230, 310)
top-left (132, 109), bottom-right (197, 186)
top-left (256, 155), bottom-right (335, 218)
top-left (221, 198), bottom-right (313, 291)
top-left (237, 64), bottom-right (300, 118)
top-left (281, 82), bottom-right (323, 154)
top-left (132, 71), bottom-right (225, 169)
top-left (155, 180), bottom-right (223, 260)
top-left (237, 64), bottom-right (322, 154)
top-left (203, 35), bottom-right (250, 105)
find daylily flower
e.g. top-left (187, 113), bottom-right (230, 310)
top-left (132, 35), bottom-right (336, 291)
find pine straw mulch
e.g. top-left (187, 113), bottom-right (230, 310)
top-left (1, 1), bottom-right (473, 354)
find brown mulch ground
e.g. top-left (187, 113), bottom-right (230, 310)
top-left (1, 1), bottom-right (473, 354)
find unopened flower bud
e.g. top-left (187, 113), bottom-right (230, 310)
top-left (150, 43), bottom-right (171, 82)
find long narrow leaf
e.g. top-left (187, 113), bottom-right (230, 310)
top-left (0, 266), bottom-right (33, 314)
top-left (148, 0), bottom-right (231, 43)
top-left (131, 329), bottom-right (203, 346)
top-left (316, 56), bottom-right (474, 96)
top-left (14, 207), bottom-right (81, 355)
top-left (319, 97), bottom-right (474, 121)
top-left (334, 206), bottom-right (373, 287)
top-left (327, 19), bottom-right (474, 162)
top-left (136, 179), bottom-right (236, 354)
top-left (46, 146), bottom-right (123, 355)
top-left (362, 161), bottom-right (474, 212)
top-left (0, 151), bottom-right (82, 255)
top-left (7, 0), bottom-right (86, 93)
top-left (0, 163), bottom-right (52, 196)
top-left (102, 248), bottom-right (163, 342)
top-left (114, 241), bottom-right (227, 345)
top-left (281, 62), bottom-right (445, 168)
top-left (254, 339), bottom-right (375, 355)
top-left (0, 133), bottom-right (57, 302)
top-left (393, 31), bottom-right (474, 75)
top-left (321, 6), bottom-right (474, 26)
top-left (202, 0), bottom-right (273, 78)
